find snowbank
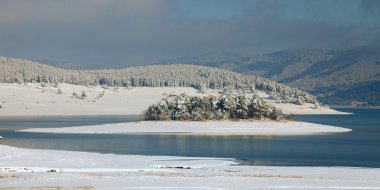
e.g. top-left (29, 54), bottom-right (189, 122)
top-left (0, 83), bottom-right (348, 116)
top-left (0, 145), bottom-right (379, 189)
top-left (18, 120), bottom-right (351, 135)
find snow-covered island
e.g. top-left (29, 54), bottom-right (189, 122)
top-left (18, 120), bottom-right (351, 135)
top-left (1, 82), bottom-right (352, 135)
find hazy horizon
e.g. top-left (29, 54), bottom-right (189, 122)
top-left (1, 0), bottom-right (379, 69)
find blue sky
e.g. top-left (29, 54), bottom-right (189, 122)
top-left (0, 0), bottom-right (379, 68)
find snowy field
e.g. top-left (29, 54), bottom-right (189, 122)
top-left (0, 83), bottom-right (348, 116)
top-left (19, 120), bottom-right (351, 135)
top-left (1, 145), bottom-right (379, 189)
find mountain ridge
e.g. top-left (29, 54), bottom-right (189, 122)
top-left (156, 45), bottom-right (380, 106)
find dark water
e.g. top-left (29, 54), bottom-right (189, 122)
top-left (0, 109), bottom-right (379, 167)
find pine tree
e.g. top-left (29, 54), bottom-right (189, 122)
top-left (144, 93), bottom-right (284, 121)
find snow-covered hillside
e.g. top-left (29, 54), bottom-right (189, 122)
top-left (0, 83), bottom-right (346, 116)
top-left (0, 56), bottom-right (318, 105)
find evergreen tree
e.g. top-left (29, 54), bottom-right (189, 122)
top-left (144, 93), bottom-right (284, 121)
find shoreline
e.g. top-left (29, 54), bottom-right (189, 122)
top-left (1, 144), bottom-right (379, 189)
top-left (330, 105), bottom-right (380, 109)
top-left (0, 83), bottom-right (350, 116)
top-left (18, 120), bottom-right (352, 136)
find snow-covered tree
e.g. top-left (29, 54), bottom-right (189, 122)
top-left (144, 94), bottom-right (284, 121)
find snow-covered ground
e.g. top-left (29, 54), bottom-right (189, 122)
top-left (19, 120), bottom-right (351, 135)
top-left (0, 83), bottom-right (348, 116)
top-left (0, 83), bottom-right (205, 116)
top-left (1, 145), bottom-right (379, 189)
top-left (255, 91), bottom-right (351, 115)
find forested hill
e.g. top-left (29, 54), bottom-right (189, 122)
top-left (156, 45), bottom-right (380, 106)
top-left (0, 56), bottom-right (317, 106)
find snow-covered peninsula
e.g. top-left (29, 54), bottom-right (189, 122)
top-left (18, 120), bottom-right (351, 135)
top-left (0, 83), bottom-right (347, 117)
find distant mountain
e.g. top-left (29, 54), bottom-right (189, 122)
top-left (156, 46), bottom-right (380, 106)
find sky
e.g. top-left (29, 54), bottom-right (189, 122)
top-left (0, 0), bottom-right (379, 69)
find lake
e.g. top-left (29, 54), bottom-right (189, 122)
top-left (0, 108), bottom-right (379, 167)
